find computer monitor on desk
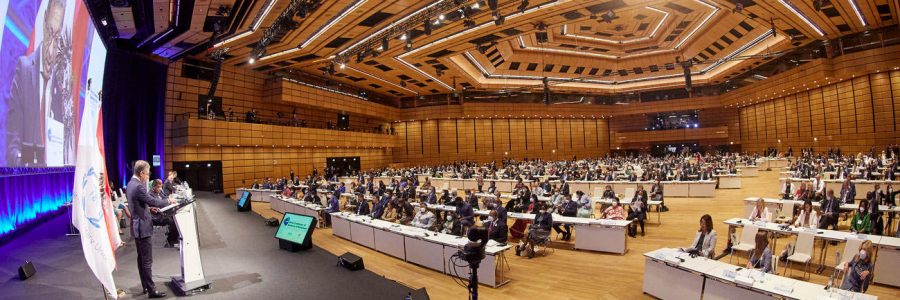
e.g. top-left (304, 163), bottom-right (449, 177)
top-left (237, 191), bottom-right (251, 211)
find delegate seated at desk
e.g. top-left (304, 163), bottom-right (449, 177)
top-left (748, 198), bottom-right (772, 222)
top-left (794, 200), bottom-right (818, 229)
top-left (747, 232), bottom-right (773, 274)
top-left (602, 199), bottom-right (626, 220)
top-left (355, 197), bottom-right (370, 215)
top-left (486, 210), bottom-right (508, 244)
top-left (516, 203), bottom-right (552, 258)
top-left (682, 214), bottom-right (716, 258)
top-left (410, 202), bottom-right (435, 229)
top-left (819, 189), bottom-right (842, 231)
top-left (840, 240), bottom-right (874, 293)
top-left (850, 200), bottom-right (872, 234)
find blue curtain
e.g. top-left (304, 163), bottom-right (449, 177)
top-left (101, 49), bottom-right (168, 187)
top-left (0, 168), bottom-right (74, 240)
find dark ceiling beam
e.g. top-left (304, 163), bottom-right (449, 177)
top-left (169, 0), bottom-right (258, 61)
top-left (136, 0), bottom-right (197, 54)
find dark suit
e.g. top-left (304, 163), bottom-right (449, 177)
top-left (487, 219), bottom-right (508, 243)
top-left (126, 177), bottom-right (170, 292)
top-left (819, 196), bottom-right (841, 230)
top-left (5, 50), bottom-right (44, 166)
top-left (356, 201), bottom-right (370, 215)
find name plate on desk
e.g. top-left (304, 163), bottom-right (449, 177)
top-left (722, 269), bottom-right (737, 280)
top-left (773, 283), bottom-right (794, 294)
top-left (734, 275), bottom-right (755, 287)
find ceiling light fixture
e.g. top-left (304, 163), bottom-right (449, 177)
top-left (777, 0), bottom-right (825, 36)
top-left (847, 0), bottom-right (867, 27)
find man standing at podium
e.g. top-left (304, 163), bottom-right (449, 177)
top-left (127, 160), bottom-right (176, 298)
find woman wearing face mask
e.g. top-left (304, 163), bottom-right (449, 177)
top-left (516, 203), bottom-right (553, 258)
top-left (602, 198), bottom-right (626, 220)
top-left (840, 240), bottom-right (874, 292)
top-left (850, 200), bottom-right (872, 234)
top-left (411, 202), bottom-right (435, 230)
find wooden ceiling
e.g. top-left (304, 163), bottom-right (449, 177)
top-left (99, 0), bottom-right (899, 99)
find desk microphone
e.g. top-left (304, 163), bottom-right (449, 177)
top-left (677, 257), bottom-right (685, 263)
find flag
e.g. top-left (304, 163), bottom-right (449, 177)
top-left (72, 87), bottom-right (121, 299)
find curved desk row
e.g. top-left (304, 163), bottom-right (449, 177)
top-left (329, 212), bottom-right (512, 288)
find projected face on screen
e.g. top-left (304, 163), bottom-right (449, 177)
top-left (0, 0), bottom-right (104, 167)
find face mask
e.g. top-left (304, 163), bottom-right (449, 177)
top-left (859, 250), bottom-right (867, 260)
top-left (420, 208), bottom-right (427, 213)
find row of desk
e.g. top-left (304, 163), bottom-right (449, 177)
top-left (342, 177), bottom-right (718, 197)
top-left (329, 212), bottom-right (512, 287)
top-left (778, 178), bottom-right (897, 200)
top-left (643, 248), bottom-right (876, 300)
top-left (234, 188), bottom-right (278, 203)
top-left (424, 203), bottom-right (633, 254)
top-left (741, 197), bottom-right (900, 219)
top-left (724, 218), bottom-right (900, 288)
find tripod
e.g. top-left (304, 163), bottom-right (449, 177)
top-left (467, 260), bottom-right (480, 300)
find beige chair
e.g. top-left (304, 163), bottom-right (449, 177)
top-left (787, 231), bottom-right (815, 279)
top-left (774, 200), bottom-right (795, 224)
top-left (729, 224), bottom-right (758, 264)
top-left (835, 238), bottom-right (864, 282)
top-left (623, 187), bottom-right (636, 202)
top-left (592, 187), bottom-right (603, 199)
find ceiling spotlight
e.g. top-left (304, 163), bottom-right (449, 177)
top-left (249, 57), bottom-right (256, 64)
top-left (339, 63), bottom-right (346, 69)
top-left (438, 14), bottom-right (445, 21)
top-left (399, 33), bottom-right (407, 40)
top-left (472, 3), bottom-right (480, 9)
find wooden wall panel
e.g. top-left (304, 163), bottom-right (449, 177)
top-left (739, 72), bottom-right (900, 153)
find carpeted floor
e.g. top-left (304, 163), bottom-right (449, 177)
top-left (0, 192), bottom-right (420, 300)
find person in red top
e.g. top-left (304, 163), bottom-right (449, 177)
top-left (602, 198), bottom-right (626, 220)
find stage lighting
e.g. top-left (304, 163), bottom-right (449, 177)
top-left (249, 57), bottom-right (256, 64)
top-left (339, 63), bottom-right (346, 70)
top-left (382, 36), bottom-right (389, 51)
top-left (681, 60), bottom-right (693, 92)
top-left (493, 11), bottom-right (504, 26)
top-left (399, 33), bottom-right (407, 40)
top-left (438, 14), bottom-right (445, 21)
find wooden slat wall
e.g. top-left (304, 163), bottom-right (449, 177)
top-left (165, 62), bottom-right (397, 193)
top-left (264, 79), bottom-right (401, 121)
top-left (392, 118), bottom-right (610, 164)
top-left (739, 71), bottom-right (900, 153)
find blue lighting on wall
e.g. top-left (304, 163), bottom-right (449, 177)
top-left (0, 168), bottom-right (74, 239)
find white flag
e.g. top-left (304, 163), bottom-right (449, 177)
top-left (72, 88), bottom-right (121, 299)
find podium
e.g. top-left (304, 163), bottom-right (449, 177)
top-left (161, 201), bottom-right (211, 295)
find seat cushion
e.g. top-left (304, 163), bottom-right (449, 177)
top-left (787, 253), bottom-right (811, 263)
top-left (732, 244), bottom-right (754, 252)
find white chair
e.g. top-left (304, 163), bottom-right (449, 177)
top-left (730, 224), bottom-right (758, 264)
top-left (835, 238), bottom-right (864, 282)
top-left (623, 187), bottom-right (636, 202)
top-left (786, 231), bottom-right (815, 279)
top-left (774, 200), bottom-right (795, 224)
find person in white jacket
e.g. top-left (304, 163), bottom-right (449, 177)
top-left (749, 198), bottom-right (772, 222)
top-left (793, 200), bottom-right (819, 228)
top-left (683, 214), bottom-right (717, 258)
